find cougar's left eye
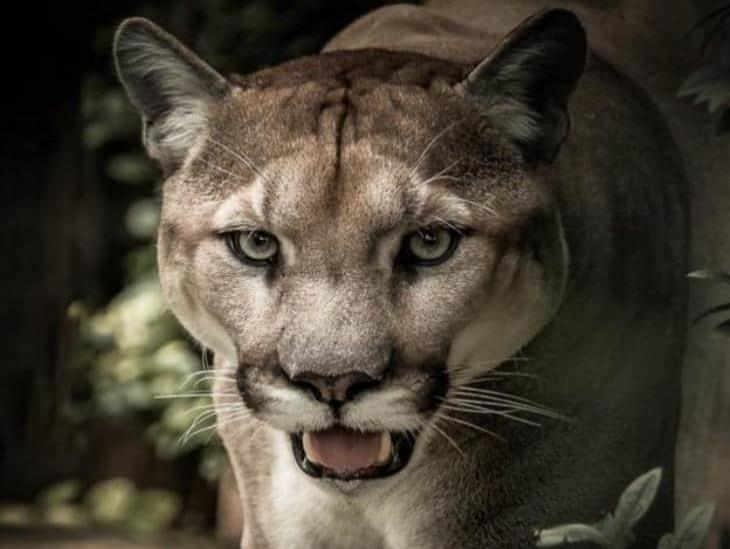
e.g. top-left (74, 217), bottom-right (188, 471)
top-left (226, 230), bottom-right (279, 266)
top-left (402, 226), bottom-right (461, 266)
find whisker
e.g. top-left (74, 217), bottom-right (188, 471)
top-left (439, 403), bottom-right (542, 427)
top-left (204, 136), bottom-right (272, 185)
top-left (180, 409), bottom-right (219, 445)
top-left (449, 392), bottom-right (564, 419)
top-left (190, 374), bottom-right (237, 388)
top-left (453, 385), bottom-right (548, 406)
top-left (405, 122), bottom-right (458, 182)
top-left (184, 368), bottom-right (235, 380)
top-left (154, 392), bottom-right (241, 400)
top-left (183, 410), bottom-right (251, 444)
top-left (245, 422), bottom-right (268, 444)
top-left (446, 395), bottom-right (548, 414)
top-left (196, 158), bottom-right (249, 184)
top-left (447, 195), bottom-right (498, 218)
top-left (190, 372), bottom-right (236, 380)
top-left (436, 412), bottom-right (505, 441)
top-left (452, 387), bottom-right (560, 412)
top-left (448, 393), bottom-right (569, 423)
top-left (449, 394), bottom-right (545, 415)
top-left (417, 160), bottom-right (461, 186)
top-left (448, 356), bottom-right (533, 372)
top-left (431, 215), bottom-right (466, 235)
top-left (429, 419), bottom-right (465, 457)
top-left (202, 347), bottom-right (212, 370)
top-left (180, 370), bottom-right (236, 388)
top-left (180, 371), bottom-right (209, 388)
top-left (473, 370), bottom-right (539, 379)
top-left (447, 360), bottom-right (535, 382)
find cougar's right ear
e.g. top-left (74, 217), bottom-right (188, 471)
top-left (459, 9), bottom-right (586, 163)
top-left (113, 18), bottom-right (231, 172)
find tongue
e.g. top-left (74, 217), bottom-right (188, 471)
top-left (306, 428), bottom-right (384, 472)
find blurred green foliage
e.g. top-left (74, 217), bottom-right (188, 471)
top-left (537, 468), bottom-right (715, 549)
top-left (68, 278), bottom-right (225, 476)
top-left (0, 478), bottom-right (181, 537)
top-left (678, 3), bottom-right (730, 135)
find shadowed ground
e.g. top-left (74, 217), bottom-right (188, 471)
top-left (0, 528), bottom-right (221, 548)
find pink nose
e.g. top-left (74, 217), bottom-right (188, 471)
top-left (290, 371), bottom-right (382, 404)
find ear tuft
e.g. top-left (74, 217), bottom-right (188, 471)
top-left (113, 18), bottom-right (230, 171)
top-left (462, 8), bottom-right (587, 163)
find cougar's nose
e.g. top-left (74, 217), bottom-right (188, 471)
top-left (290, 371), bottom-right (382, 405)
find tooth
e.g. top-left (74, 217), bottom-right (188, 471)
top-left (302, 432), bottom-right (316, 462)
top-left (377, 433), bottom-right (392, 463)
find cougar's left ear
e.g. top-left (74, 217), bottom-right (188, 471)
top-left (113, 18), bottom-right (231, 172)
top-left (460, 8), bottom-right (586, 163)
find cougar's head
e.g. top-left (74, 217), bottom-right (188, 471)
top-left (114, 10), bottom-right (585, 482)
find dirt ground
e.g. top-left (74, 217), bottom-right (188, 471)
top-left (0, 527), bottom-right (221, 548)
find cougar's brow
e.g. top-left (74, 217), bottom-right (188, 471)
top-left (211, 174), bottom-right (271, 231)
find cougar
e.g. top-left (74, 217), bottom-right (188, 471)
top-left (114, 4), bottom-right (689, 547)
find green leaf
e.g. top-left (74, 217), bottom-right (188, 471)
top-left (593, 513), bottom-right (633, 547)
top-left (664, 504), bottom-right (715, 549)
top-left (42, 503), bottom-right (89, 528)
top-left (125, 199), bottom-right (160, 239)
top-left (106, 154), bottom-right (157, 185)
top-left (84, 478), bottom-right (136, 525)
top-left (686, 270), bottom-right (730, 284)
top-left (536, 524), bottom-right (611, 547)
top-left (614, 468), bottom-right (662, 528)
top-left (0, 504), bottom-right (36, 526)
top-left (678, 60), bottom-right (730, 113)
top-left (593, 513), bottom-right (618, 538)
top-left (126, 489), bottom-right (181, 535)
top-left (36, 479), bottom-right (81, 506)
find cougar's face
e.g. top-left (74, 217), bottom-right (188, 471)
top-left (115, 12), bottom-right (584, 483)
top-left (155, 54), bottom-right (565, 482)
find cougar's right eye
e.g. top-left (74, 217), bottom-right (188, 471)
top-left (225, 230), bottom-right (279, 266)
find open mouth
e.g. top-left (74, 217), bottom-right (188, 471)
top-left (291, 427), bottom-right (416, 481)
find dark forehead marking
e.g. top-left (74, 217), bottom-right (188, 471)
top-left (314, 83), bottom-right (350, 220)
top-left (331, 88), bottom-right (349, 211)
top-left (316, 87), bottom-right (345, 136)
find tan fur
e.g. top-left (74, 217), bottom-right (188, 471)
top-left (115, 6), bottom-right (690, 547)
